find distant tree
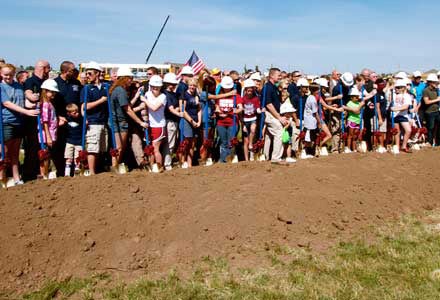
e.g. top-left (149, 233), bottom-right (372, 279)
top-left (255, 65), bottom-right (260, 73)
top-left (25, 66), bottom-right (35, 71)
top-left (244, 64), bottom-right (248, 73)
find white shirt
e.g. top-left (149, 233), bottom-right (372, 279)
top-left (393, 93), bottom-right (411, 119)
top-left (303, 95), bottom-right (318, 130)
top-left (145, 91), bottom-right (166, 128)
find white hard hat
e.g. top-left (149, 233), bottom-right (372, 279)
top-left (116, 66), bottom-right (134, 77)
top-left (394, 71), bottom-right (408, 79)
top-left (243, 78), bottom-right (256, 89)
top-left (426, 73), bottom-right (439, 82)
top-left (41, 79), bottom-right (59, 92)
top-left (163, 73), bottom-right (178, 84)
top-left (395, 79), bottom-right (407, 87)
top-left (307, 75), bottom-right (318, 81)
top-left (181, 66), bottom-right (194, 76)
top-left (341, 72), bottom-right (354, 86)
top-left (313, 78), bottom-right (329, 88)
top-left (249, 72), bottom-right (261, 81)
top-left (412, 71), bottom-right (422, 78)
top-left (220, 76), bottom-right (234, 89)
top-left (280, 102), bottom-right (295, 114)
top-left (349, 87), bottom-right (360, 96)
top-left (85, 61), bottom-right (102, 72)
top-left (149, 75), bottom-right (163, 87)
top-left (297, 78), bottom-right (309, 87)
top-left (437, 71), bottom-right (440, 76)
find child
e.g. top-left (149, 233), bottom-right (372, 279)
top-left (280, 97), bottom-right (296, 163)
top-left (303, 84), bottom-right (322, 156)
top-left (392, 79), bottom-right (412, 152)
top-left (140, 75), bottom-right (167, 171)
top-left (373, 79), bottom-right (388, 152)
top-left (343, 87), bottom-right (366, 152)
top-left (241, 79), bottom-right (261, 161)
top-left (39, 79), bottom-right (59, 179)
top-left (64, 103), bottom-right (83, 176)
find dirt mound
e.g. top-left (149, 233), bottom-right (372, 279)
top-left (1, 149), bottom-right (440, 293)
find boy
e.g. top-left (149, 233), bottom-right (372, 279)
top-left (64, 103), bottom-right (83, 176)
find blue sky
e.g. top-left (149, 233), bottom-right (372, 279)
top-left (3, 0), bottom-right (440, 74)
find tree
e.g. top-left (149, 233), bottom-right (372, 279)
top-left (255, 65), bottom-right (260, 73)
top-left (25, 66), bottom-right (35, 71)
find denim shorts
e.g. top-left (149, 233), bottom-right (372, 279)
top-left (242, 120), bottom-right (256, 138)
top-left (2, 123), bottom-right (23, 142)
top-left (113, 121), bottom-right (129, 133)
top-left (394, 115), bottom-right (409, 123)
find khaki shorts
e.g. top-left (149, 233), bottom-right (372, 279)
top-left (64, 143), bottom-right (82, 160)
top-left (370, 118), bottom-right (387, 133)
top-left (86, 124), bottom-right (108, 154)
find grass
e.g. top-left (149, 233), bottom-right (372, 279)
top-left (15, 212), bottom-right (440, 299)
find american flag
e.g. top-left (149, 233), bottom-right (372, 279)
top-left (177, 51), bottom-right (206, 79)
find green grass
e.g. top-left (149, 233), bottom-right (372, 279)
top-left (16, 213), bottom-right (440, 299)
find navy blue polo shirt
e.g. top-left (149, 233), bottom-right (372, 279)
top-left (332, 81), bottom-right (350, 105)
top-left (80, 84), bottom-right (108, 125)
top-left (24, 74), bottom-right (44, 94)
top-left (54, 76), bottom-right (82, 117)
top-left (164, 90), bottom-right (180, 123)
top-left (292, 95), bottom-right (307, 118)
top-left (263, 81), bottom-right (281, 113)
top-left (176, 82), bottom-right (188, 101)
top-left (288, 82), bottom-right (299, 106)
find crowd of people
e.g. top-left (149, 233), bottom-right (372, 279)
top-left (1, 58), bottom-right (440, 187)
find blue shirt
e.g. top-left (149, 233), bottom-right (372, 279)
top-left (411, 81), bottom-right (426, 104)
top-left (183, 91), bottom-right (199, 122)
top-left (263, 81), bottom-right (281, 113)
top-left (66, 115), bottom-right (83, 145)
top-left (176, 82), bottom-right (188, 101)
top-left (1, 82), bottom-right (25, 125)
top-left (164, 90), bottom-right (179, 123)
top-left (332, 81), bottom-right (350, 105)
top-left (292, 95), bottom-right (307, 120)
top-left (80, 84), bottom-right (108, 125)
top-left (287, 82), bottom-right (299, 106)
top-left (54, 76), bottom-right (82, 117)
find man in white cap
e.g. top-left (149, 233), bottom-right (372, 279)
top-left (411, 71), bottom-right (426, 120)
top-left (328, 72), bottom-right (353, 152)
top-left (176, 66), bottom-right (193, 99)
top-left (81, 61), bottom-right (109, 175)
top-left (422, 74), bottom-right (440, 145)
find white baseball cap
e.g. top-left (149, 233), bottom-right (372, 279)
top-left (149, 75), bottom-right (163, 87)
top-left (181, 66), bottom-right (194, 76)
top-left (220, 76), bottom-right (234, 89)
top-left (163, 73), bottom-right (178, 84)
top-left (116, 66), bottom-right (134, 77)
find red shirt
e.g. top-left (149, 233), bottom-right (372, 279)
top-left (216, 95), bottom-right (242, 127)
top-left (241, 95), bottom-right (260, 122)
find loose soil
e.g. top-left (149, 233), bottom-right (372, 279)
top-left (1, 149), bottom-right (439, 294)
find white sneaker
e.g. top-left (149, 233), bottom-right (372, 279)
top-left (306, 155), bottom-right (314, 159)
top-left (343, 147), bottom-right (352, 154)
top-left (320, 147), bottom-right (329, 156)
top-left (249, 152), bottom-right (255, 161)
top-left (285, 157), bottom-right (296, 163)
top-left (151, 163), bottom-right (160, 173)
top-left (232, 155), bottom-right (239, 164)
top-left (181, 162), bottom-right (189, 169)
top-left (205, 158), bottom-right (213, 166)
top-left (165, 165), bottom-right (173, 171)
top-left (48, 171), bottom-right (57, 180)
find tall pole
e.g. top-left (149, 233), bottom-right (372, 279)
top-left (145, 15), bottom-right (170, 64)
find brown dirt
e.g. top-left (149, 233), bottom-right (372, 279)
top-left (1, 149), bottom-right (439, 294)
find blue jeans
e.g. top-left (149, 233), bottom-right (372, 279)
top-left (425, 111), bottom-right (440, 145)
top-left (217, 125), bottom-right (234, 163)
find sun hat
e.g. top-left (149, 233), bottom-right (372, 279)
top-left (211, 68), bottom-right (221, 75)
top-left (341, 72), bottom-right (354, 86)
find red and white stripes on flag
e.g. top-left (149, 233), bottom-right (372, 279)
top-left (177, 50), bottom-right (206, 79)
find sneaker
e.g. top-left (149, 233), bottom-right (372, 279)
top-left (285, 157), bottom-right (296, 163)
top-left (181, 162), bottom-right (189, 169)
top-left (249, 152), bottom-right (255, 161)
top-left (14, 180), bottom-right (24, 186)
top-left (165, 165), bottom-right (173, 171)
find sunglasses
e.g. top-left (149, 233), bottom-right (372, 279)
top-left (146, 73), bottom-right (153, 76)
top-left (86, 72), bottom-right (95, 76)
